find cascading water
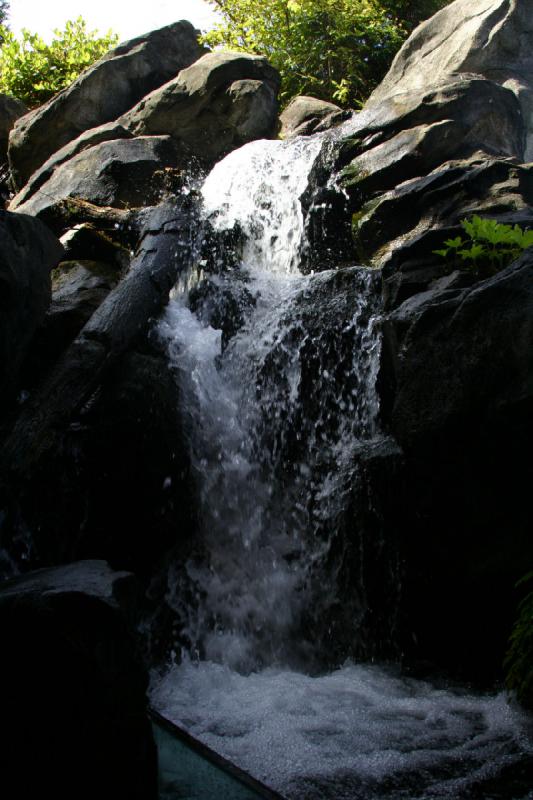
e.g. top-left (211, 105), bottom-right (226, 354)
top-left (153, 126), bottom-right (533, 798)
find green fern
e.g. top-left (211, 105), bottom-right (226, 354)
top-left (433, 215), bottom-right (533, 274)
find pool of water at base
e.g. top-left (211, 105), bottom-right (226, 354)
top-left (152, 660), bottom-right (533, 800)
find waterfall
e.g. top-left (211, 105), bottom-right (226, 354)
top-left (158, 128), bottom-right (383, 672)
top-left (153, 127), bottom-right (533, 798)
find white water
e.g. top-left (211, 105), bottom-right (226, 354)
top-left (152, 660), bottom-right (533, 799)
top-left (155, 126), bottom-right (533, 797)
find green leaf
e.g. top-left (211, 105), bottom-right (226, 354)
top-left (443, 236), bottom-right (464, 249)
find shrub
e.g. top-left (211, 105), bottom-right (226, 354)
top-left (0, 18), bottom-right (118, 107)
top-left (505, 572), bottom-right (533, 710)
top-left (434, 215), bottom-right (533, 275)
top-left (203, 0), bottom-right (450, 108)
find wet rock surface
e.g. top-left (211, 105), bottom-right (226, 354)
top-left (11, 135), bottom-right (185, 226)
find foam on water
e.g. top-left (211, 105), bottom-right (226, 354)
top-left (152, 660), bottom-right (533, 799)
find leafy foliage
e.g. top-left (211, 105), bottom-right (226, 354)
top-left (0, 18), bottom-right (118, 107)
top-left (0, 0), bottom-right (8, 27)
top-left (433, 215), bottom-right (533, 275)
top-left (203, 0), bottom-right (450, 107)
top-left (505, 572), bottom-right (533, 709)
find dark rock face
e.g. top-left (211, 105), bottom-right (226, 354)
top-left (354, 156), bottom-right (533, 308)
top-left (0, 211), bottom-right (63, 414)
top-left (9, 122), bottom-right (136, 212)
top-left (0, 560), bottom-right (157, 800)
top-left (8, 20), bottom-right (206, 188)
top-left (379, 253), bottom-right (533, 679)
top-left (383, 250), bottom-right (533, 445)
top-left (0, 203), bottom-right (198, 582)
top-left (0, 93), bottom-right (27, 163)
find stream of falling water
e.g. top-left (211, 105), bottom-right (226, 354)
top-left (153, 127), bottom-right (533, 799)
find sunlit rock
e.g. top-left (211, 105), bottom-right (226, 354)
top-left (8, 20), bottom-right (206, 188)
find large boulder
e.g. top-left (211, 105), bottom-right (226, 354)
top-left (0, 211), bottom-right (63, 413)
top-left (366, 0), bottom-right (533, 160)
top-left (8, 21), bottom-right (206, 188)
top-left (10, 135), bottom-right (184, 228)
top-left (0, 560), bottom-right (157, 800)
top-left (121, 51), bottom-right (280, 164)
top-left (303, 75), bottom-right (525, 276)
top-left (9, 52), bottom-right (281, 222)
top-left (353, 156), bottom-right (533, 308)
top-left (378, 249), bottom-right (533, 680)
top-left (9, 122), bottom-right (135, 212)
top-left (0, 93), bottom-right (27, 163)
top-left (279, 95), bottom-right (344, 138)
top-left (383, 249), bottom-right (533, 445)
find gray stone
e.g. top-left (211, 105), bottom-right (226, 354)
top-left (10, 122), bottom-right (134, 210)
top-left (0, 211), bottom-right (63, 410)
top-left (122, 51), bottom-right (280, 163)
top-left (362, 76), bottom-right (524, 160)
top-left (60, 223), bottom-right (130, 270)
top-left (11, 135), bottom-right (184, 226)
top-left (0, 94), bottom-right (27, 163)
top-left (51, 258), bottom-right (120, 325)
top-left (340, 77), bottom-right (524, 198)
top-left (365, 0), bottom-right (533, 160)
top-left (8, 21), bottom-right (206, 188)
top-left (279, 95), bottom-right (342, 138)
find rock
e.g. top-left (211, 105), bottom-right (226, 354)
top-left (378, 249), bottom-right (533, 680)
top-left (10, 121), bottom-right (135, 210)
top-left (51, 258), bottom-right (120, 328)
top-left (0, 93), bottom-right (27, 163)
top-left (8, 21), bottom-right (206, 188)
top-left (352, 155), bottom-right (533, 308)
top-left (0, 344), bottom-right (196, 587)
top-left (1, 200), bottom-right (197, 480)
top-left (19, 260), bottom-right (122, 394)
top-left (10, 135), bottom-right (184, 229)
top-left (0, 211), bottom-right (63, 414)
top-left (366, 0), bottom-right (533, 160)
top-left (122, 51), bottom-right (280, 164)
top-left (304, 76), bottom-right (524, 276)
top-left (0, 560), bottom-right (157, 800)
top-left (189, 272), bottom-right (257, 349)
top-left (9, 52), bottom-right (280, 219)
top-left (279, 95), bottom-right (343, 138)
top-left (384, 248), bottom-right (533, 444)
top-left (342, 77), bottom-right (524, 196)
top-left (60, 223), bottom-right (130, 270)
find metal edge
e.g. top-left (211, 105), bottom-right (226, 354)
top-left (150, 708), bottom-right (287, 800)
